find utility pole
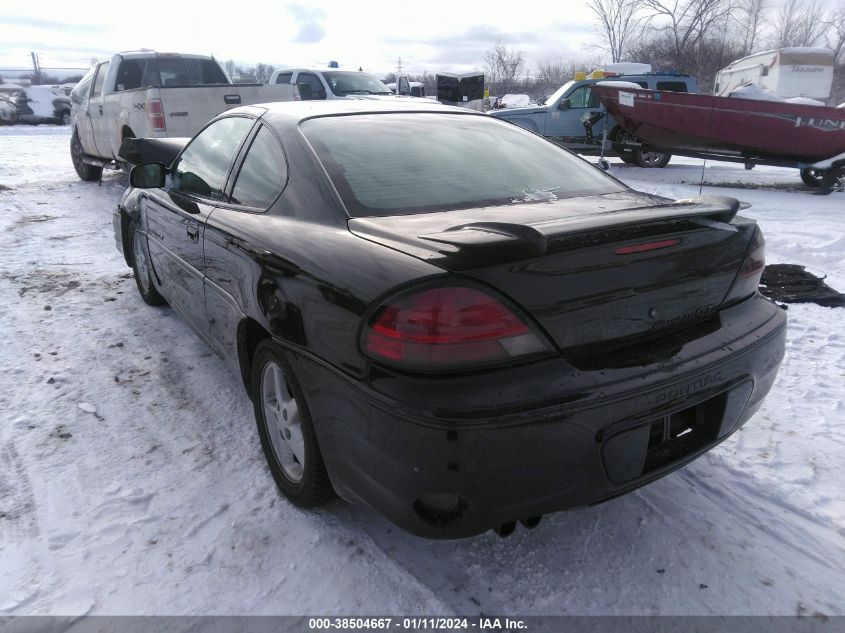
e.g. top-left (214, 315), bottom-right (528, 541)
top-left (396, 57), bottom-right (403, 75)
top-left (30, 52), bottom-right (41, 84)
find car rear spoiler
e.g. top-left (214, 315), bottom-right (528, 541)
top-left (418, 196), bottom-right (742, 257)
top-left (118, 136), bottom-right (190, 167)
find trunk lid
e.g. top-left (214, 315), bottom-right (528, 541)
top-left (154, 84), bottom-right (294, 137)
top-left (348, 192), bottom-right (755, 351)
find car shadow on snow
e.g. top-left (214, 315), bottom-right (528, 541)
top-left (342, 459), bottom-right (843, 615)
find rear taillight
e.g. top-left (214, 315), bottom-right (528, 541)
top-left (147, 98), bottom-right (166, 132)
top-left (362, 284), bottom-right (553, 371)
top-left (724, 226), bottom-right (765, 303)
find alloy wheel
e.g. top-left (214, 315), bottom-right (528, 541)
top-left (261, 361), bottom-right (305, 483)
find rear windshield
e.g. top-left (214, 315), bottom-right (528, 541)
top-left (301, 113), bottom-right (625, 217)
top-left (114, 57), bottom-right (229, 91)
top-left (322, 71), bottom-right (392, 96)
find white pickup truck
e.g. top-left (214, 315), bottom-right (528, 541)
top-left (70, 51), bottom-right (295, 180)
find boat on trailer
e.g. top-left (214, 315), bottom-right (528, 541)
top-left (591, 84), bottom-right (845, 190)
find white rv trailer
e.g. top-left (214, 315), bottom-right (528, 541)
top-left (714, 47), bottom-right (834, 101)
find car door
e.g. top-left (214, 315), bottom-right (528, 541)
top-left (143, 115), bottom-right (256, 332)
top-left (294, 72), bottom-right (327, 100)
top-left (203, 122), bottom-right (288, 363)
top-left (85, 62), bottom-right (111, 157)
top-left (88, 61), bottom-right (112, 157)
top-left (546, 84), bottom-right (603, 147)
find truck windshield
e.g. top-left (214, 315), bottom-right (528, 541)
top-left (322, 71), bottom-right (392, 96)
top-left (301, 113), bottom-right (625, 217)
top-left (544, 81), bottom-right (576, 106)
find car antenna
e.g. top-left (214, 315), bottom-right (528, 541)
top-left (699, 94), bottom-right (716, 195)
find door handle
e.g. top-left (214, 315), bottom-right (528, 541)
top-left (187, 223), bottom-right (199, 242)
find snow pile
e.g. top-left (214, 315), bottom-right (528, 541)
top-left (597, 80), bottom-right (644, 90)
top-left (729, 84), bottom-right (825, 106)
top-left (22, 86), bottom-right (66, 118)
top-left (787, 96), bottom-right (827, 106)
top-left (499, 94), bottom-right (533, 108)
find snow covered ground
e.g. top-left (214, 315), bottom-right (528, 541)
top-left (0, 126), bottom-right (843, 616)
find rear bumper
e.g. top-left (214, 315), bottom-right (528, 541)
top-left (292, 295), bottom-right (786, 539)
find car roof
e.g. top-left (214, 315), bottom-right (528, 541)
top-left (97, 51), bottom-right (218, 63)
top-left (229, 99), bottom-right (472, 124)
top-left (274, 68), bottom-right (378, 75)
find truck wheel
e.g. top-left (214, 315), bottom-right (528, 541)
top-left (70, 130), bottom-right (103, 181)
top-left (614, 130), bottom-right (637, 164)
top-left (635, 149), bottom-right (671, 168)
top-left (800, 168), bottom-right (824, 187)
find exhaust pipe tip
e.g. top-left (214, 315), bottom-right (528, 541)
top-left (520, 516), bottom-right (542, 530)
top-left (493, 521), bottom-right (517, 537)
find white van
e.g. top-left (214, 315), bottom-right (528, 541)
top-left (714, 47), bottom-right (834, 101)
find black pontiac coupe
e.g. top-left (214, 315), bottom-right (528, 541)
top-left (114, 101), bottom-right (786, 539)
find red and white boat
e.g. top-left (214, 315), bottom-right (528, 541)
top-left (592, 84), bottom-right (845, 187)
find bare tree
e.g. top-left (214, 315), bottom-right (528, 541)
top-left (826, 2), bottom-right (845, 61)
top-left (236, 66), bottom-right (257, 83)
top-left (827, 2), bottom-right (845, 105)
top-left (536, 56), bottom-right (604, 83)
top-left (223, 59), bottom-right (237, 80)
top-left (536, 58), bottom-right (570, 85)
top-left (773, 0), bottom-right (829, 47)
top-left (641, 0), bottom-right (735, 61)
top-left (734, 0), bottom-right (767, 55)
top-left (588, 0), bottom-right (647, 62)
top-left (484, 41), bottom-right (526, 94)
top-left (254, 63), bottom-right (275, 83)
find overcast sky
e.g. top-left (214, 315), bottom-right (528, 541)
top-left (0, 0), bottom-right (601, 80)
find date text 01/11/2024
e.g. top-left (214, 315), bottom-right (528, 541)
top-left (307, 617), bottom-right (528, 630)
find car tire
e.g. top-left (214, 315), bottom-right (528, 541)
top-left (129, 222), bottom-right (166, 306)
top-left (70, 130), bottom-right (103, 181)
top-left (251, 340), bottom-right (334, 507)
top-left (800, 167), bottom-right (824, 187)
top-left (635, 149), bottom-right (672, 168)
top-left (60, 112), bottom-right (71, 126)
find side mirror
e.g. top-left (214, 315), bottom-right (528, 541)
top-left (557, 98), bottom-right (570, 110)
top-left (130, 163), bottom-right (166, 188)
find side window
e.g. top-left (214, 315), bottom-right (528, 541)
top-left (296, 73), bottom-right (326, 100)
top-left (275, 72), bottom-right (293, 85)
top-left (656, 81), bottom-right (688, 93)
top-left (231, 126), bottom-right (287, 208)
top-left (70, 69), bottom-right (94, 104)
top-left (91, 62), bottom-right (110, 97)
top-left (115, 59), bottom-right (144, 91)
top-left (635, 81), bottom-right (648, 89)
top-left (171, 117), bottom-right (254, 199)
top-left (567, 86), bottom-right (592, 108)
